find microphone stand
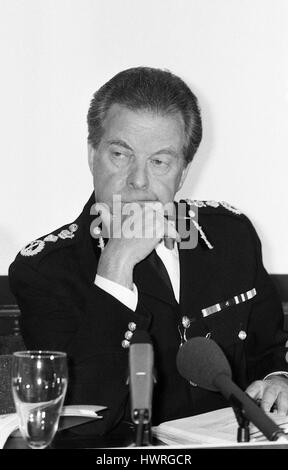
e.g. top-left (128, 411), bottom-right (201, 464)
top-left (134, 409), bottom-right (152, 446)
top-left (230, 395), bottom-right (250, 442)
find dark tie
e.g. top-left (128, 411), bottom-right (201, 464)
top-left (148, 249), bottom-right (174, 295)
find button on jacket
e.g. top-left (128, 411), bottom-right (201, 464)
top-left (9, 193), bottom-right (288, 434)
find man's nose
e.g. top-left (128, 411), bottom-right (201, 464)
top-left (127, 161), bottom-right (149, 190)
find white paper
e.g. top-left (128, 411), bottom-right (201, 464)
top-left (0, 414), bottom-right (19, 450)
top-left (0, 404), bottom-right (107, 449)
top-left (61, 404), bottom-right (106, 417)
top-left (153, 407), bottom-right (288, 447)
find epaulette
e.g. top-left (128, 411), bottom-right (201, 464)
top-left (180, 199), bottom-right (243, 251)
top-left (18, 222), bottom-right (79, 260)
top-left (184, 199), bottom-right (242, 215)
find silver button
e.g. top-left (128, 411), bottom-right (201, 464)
top-left (182, 316), bottom-right (191, 329)
top-left (190, 381), bottom-right (198, 387)
top-left (238, 330), bottom-right (247, 341)
top-left (69, 223), bottom-right (78, 233)
top-left (285, 340), bottom-right (288, 348)
top-left (285, 352), bottom-right (288, 363)
top-left (121, 340), bottom-right (130, 349)
top-left (125, 331), bottom-right (133, 340)
top-left (128, 322), bottom-right (136, 332)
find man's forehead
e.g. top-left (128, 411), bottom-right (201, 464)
top-left (101, 103), bottom-right (186, 149)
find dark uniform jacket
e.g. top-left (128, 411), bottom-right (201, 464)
top-left (9, 193), bottom-right (288, 435)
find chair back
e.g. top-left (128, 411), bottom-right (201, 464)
top-left (0, 355), bottom-right (15, 414)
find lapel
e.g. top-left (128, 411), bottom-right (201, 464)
top-left (179, 239), bottom-right (216, 322)
top-left (75, 192), bottom-right (100, 285)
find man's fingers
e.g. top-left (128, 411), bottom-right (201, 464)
top-left (275, 391), bottom-right (288, 415)
top-left (164, 237), bottom-right (175, 250)
top-left (108, 202), bottom-right (181, 245)
top-left (164, 220), bottom-right (181, 245)
top-left (245, 380), bottom-right (264, 401)
top-left (246, 379), bottom-right (288, 415)
top-left (261, 385), bottom-right (279, 413)
top-left (144, 203), bottom-right (180, 243)
top-left (143, 206), bottom-right (180, 244)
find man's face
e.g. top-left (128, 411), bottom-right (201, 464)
top-left (88, 104), bottom-right (190, 211)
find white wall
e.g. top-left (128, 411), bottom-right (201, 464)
top-left (1, 0), bottom-right (288, 275)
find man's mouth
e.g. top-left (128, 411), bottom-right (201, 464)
top-left (120, 199), bottom-right (159, 205)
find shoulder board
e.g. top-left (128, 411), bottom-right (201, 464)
top-left (183, 199), bottom-right (242, 216)
top-left (179, 200), bottom-right (242, 251)
top-left (18, 222), bottom-right (79, 261)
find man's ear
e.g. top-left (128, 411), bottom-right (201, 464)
top-left (178, 162), bottom-right (192, 191)
top-left (88, 143), bottom-right (96, 174)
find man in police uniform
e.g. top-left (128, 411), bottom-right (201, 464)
top-left (9, 67), bottom-right (288, 435)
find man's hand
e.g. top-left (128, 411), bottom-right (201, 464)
top-left (246, 376), bottom-right (288, 415)
top-left (95, 202), bottom-right (180, 290)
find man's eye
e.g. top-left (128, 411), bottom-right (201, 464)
top-left (112, 152), bottom-right (126, 158)
top-left (150, 159), bottom-right (170, 169)
top-left (111, 151), bottom-right (130, 166)
top-left (151, 159), bottom-right (167, 166)
top-left (149, 158), bottom-right (170, 174)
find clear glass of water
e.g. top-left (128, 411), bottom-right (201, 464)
top-left (11, 351), bottom-right (68, 449)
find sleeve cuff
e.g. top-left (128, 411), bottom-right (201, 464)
top-left (94, 274), bottom-right (138, 312)
top-left (263, 371), bottom-right (288, 381)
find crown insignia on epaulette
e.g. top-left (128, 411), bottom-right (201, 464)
top-left (20, 223), bottom-right (79, 257)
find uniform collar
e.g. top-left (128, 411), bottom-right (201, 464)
top-left (74, 192), bottom-right (98, 283)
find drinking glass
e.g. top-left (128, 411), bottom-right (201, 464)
top-left (11, 351), bottom-right (68, 449)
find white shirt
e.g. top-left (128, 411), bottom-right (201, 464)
top-left (94, 240), bottom-right (179, 311)
top-left (95, 247), bottom-right (288, 383)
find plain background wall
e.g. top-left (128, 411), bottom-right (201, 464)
top-left (1, 0), bottom-right (288, 275)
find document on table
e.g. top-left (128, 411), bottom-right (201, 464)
top-left (152, 407), bottom-right (288, 447)
top-left (0, 404), bottom-right (107, 449)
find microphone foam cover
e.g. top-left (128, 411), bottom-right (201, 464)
top-left (130, 329), bottom-right (152, 345)
top-left (176, 337), bottom-right (232, 391)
